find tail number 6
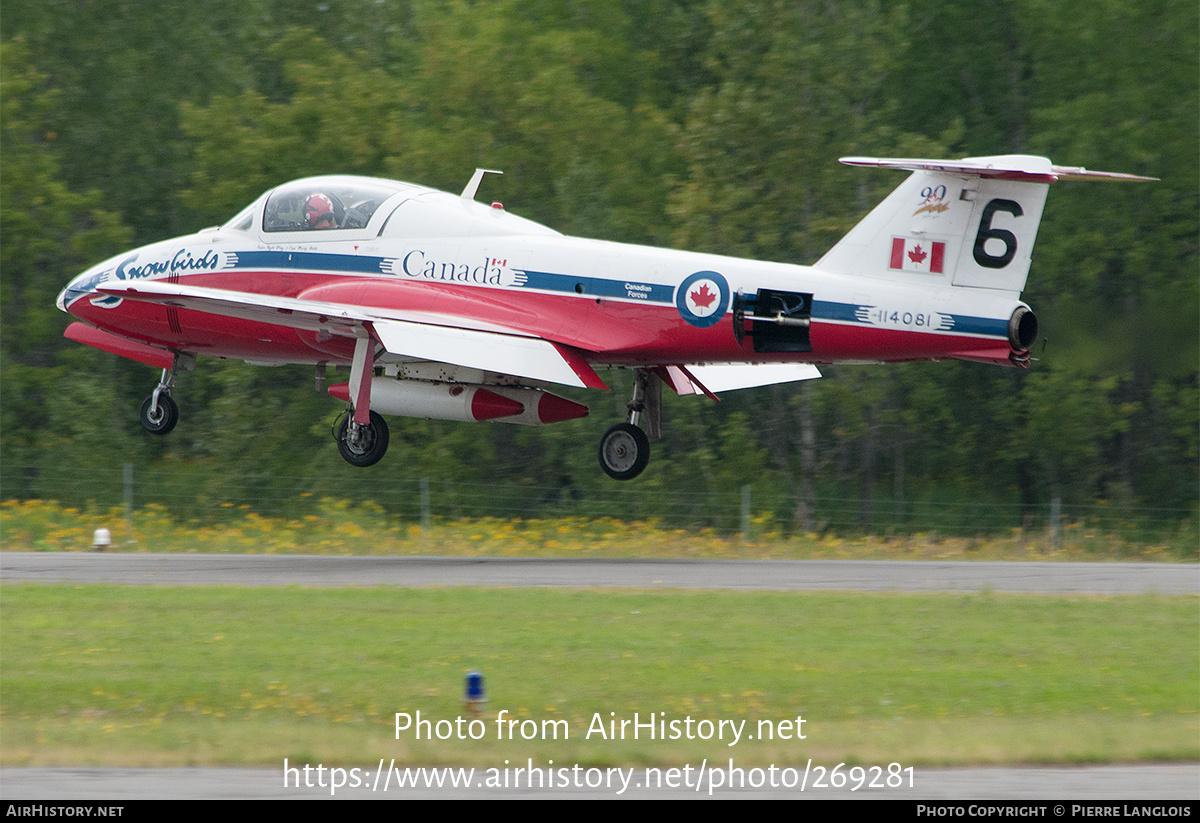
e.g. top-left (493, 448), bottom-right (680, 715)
top-left (973, 198), bottom-right (1023, 269)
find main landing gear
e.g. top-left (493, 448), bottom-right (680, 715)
top-left (331, 334), bottom-right (391, 467)
top-left (598, 422), bottom-right (649, 480)
top-left (598, 369), bottom-right (660, 481)
top-left (334, 410), bottom-right (389, 468)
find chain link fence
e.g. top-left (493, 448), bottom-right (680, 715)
top-left (2, 463), bottom-right (1193, 544)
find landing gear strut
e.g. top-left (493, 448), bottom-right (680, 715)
top-left (333, 332), bottom-right (389, 467)
top-left (597, 369), bottom-right (659, 481)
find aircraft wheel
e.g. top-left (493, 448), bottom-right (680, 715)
top-left (336, 411), bottom-right (389, 467)
top-left (598, 423), bottom-right (650, 481)
top-left (140, 394), bottom-right (178, 435)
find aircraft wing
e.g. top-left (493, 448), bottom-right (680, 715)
top-left (94, 281), bottom-right (819, 394)
top-left (96, 280), bottom-right (606, 389)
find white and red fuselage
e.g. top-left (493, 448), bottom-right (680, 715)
top-left (57, 157), bottom-right (1149, 475)
top-left (58, 169), bottom-right (1036, 375)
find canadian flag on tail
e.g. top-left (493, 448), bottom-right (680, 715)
top-left (890, 237), bottom-right (945, 274)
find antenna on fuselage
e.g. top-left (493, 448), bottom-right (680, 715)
top-left (460, 168), bottom-right (503, 201)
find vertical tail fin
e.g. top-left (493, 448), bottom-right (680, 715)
top-left (816, 155), bottom-right (1154, 295)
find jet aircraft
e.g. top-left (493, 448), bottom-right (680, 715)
top-left (57, 156), bottom-right (1152, 479)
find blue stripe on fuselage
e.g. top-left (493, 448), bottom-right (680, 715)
top-left (232, 250), bottom-right (389, 274)
top-left (518, 270), bottom-right (674, 302)
top-left (812, 299), bottom-right (1006, 338)
top-left (219, 251), bottom-right (1007, 339)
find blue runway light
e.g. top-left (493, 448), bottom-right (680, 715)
top-left (464, 669), bottom-right (487, 714)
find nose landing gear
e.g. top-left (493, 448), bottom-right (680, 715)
top-left (140, 392), bottom-right (179, 435)
top-left (139, 355), bottom-right (191, 435)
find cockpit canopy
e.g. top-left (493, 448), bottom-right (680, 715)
top-left (220, 174), bottom-right (561, 239)
top-left (220, 176), bottom-right (415, 234)
top-left (263, 178), bottom-right (414, 232)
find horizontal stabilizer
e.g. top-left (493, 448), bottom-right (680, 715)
top-left (839, 156), bottom-right (1158, 183)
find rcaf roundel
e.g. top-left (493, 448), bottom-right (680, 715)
top-left (890, 237), bottom-right (946, 274)
top-left (675, 270), bottom-right (730, 328)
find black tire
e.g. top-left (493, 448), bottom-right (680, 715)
top-left (336, 411), bottom-right (389, 467)
top-left (598, 422), bottom-right (650, 480)
top-left (140, 394), bottom-right (178, 435)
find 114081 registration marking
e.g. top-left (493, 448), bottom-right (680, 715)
top-left (856, 306), bottom-right (954, 332)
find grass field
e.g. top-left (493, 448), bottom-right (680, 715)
top-left (2, 584), bottom-right (1196, 768)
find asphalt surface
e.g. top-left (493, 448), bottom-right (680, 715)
top-left (3, 552), bottom-right (1197, 594)
top-left (3, 552), bottom-right (1196, 800)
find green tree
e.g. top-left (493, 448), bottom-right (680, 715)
top-left (1, 41), bottom-right (136, 478)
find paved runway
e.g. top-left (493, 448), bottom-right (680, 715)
top-left (3, 552), bottom-right (1196, 800)
top-left (3, 552), bottom-right (1197, 594)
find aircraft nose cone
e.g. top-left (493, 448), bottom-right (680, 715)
top-left (58, 266), bottom-right (108, 314)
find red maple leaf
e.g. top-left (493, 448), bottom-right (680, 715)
top-left (907, 244), bottom-right (928, 265)
top-left (690, 283), bottom-right (717, 309)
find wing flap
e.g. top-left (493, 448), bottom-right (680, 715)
top-left (664, 362), bottom-right (821, 395)
top-left (371, 321), bottom-right (598, 389)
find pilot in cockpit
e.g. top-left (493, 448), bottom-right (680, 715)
top-left (302, 193), bottom-right (341, 230)
top-left (301, 191), bottom-right (376, 230)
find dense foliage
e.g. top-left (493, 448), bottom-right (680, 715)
top-left (2, 0), bottom-right (1196, 533)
